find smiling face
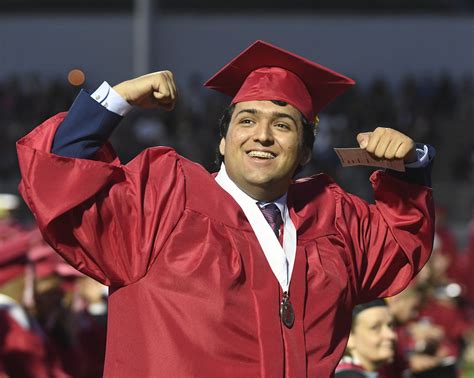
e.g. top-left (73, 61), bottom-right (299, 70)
top-left (347, 307), bottom-right (396, 372)
top-left (219, 100), bottom-right (311, 201)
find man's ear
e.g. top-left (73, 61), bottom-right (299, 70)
top-left (219, 138), bottom-right (226, 156)
top-left (300, 148), bottom-right (312, 167)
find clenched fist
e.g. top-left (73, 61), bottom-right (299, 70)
top-left (357, 127), bottom-right (417, 163)
top-left (113, 71), bottom-right (177, 110)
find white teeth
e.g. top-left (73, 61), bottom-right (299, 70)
top-left (248, 151), bottom-right (275, 159)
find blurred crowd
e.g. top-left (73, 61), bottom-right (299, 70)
top-left (336, 206), bottom-right (474, 377)
top-left (0, 194), bottom-right (107, 377)
top-left (0, 72), bottom-right (473, 377)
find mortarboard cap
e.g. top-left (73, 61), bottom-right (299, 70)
top-left (0, 229), bottom-right (37, 286)
top-left (204, 40), bottom-right (355, 122)
top-left (28, 243), bottom-right (83, 279)
top-left (0, 256), bottom-right (27, 286)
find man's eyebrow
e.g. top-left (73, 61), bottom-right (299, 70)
top-left (235, 109), bottom-right (298, 124)
top-left (272, 112), bottom-right (298, 125)
top-left (235, 109), bottom-right (258, 116)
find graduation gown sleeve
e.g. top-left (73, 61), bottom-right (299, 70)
top-left (335, 170), bottom-right (435, 302)
top-left (16, 113), bottom-right (186, 286)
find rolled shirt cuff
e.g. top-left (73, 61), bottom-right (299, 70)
top-left (405, 144), bottom-right (429, 168)
top-left (91, 81), bottom-right (133, 116)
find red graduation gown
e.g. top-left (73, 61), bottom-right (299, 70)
top-left (16, 113), bottom-right (435, 377)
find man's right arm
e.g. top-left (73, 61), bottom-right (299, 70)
top-left (52, 71), bottom-right (177, 159)
top-left (17, 71), bottom-right (182, 287)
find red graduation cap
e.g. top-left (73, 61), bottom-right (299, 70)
top-left (204, 40), bottom-right (355, 122)
top-left (0, 229), bottom-right (38, 286)
top-left (28, 243), bottom-right (82, 279)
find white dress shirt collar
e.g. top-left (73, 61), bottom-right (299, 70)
top-left (215, 163), bottom-right (296, 293)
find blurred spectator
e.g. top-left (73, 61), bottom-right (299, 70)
top-left (383, 285), bottom-right (423, 377)
top-left (335, 299), bottom-right (396, 377)
top-left (413, 235), bottom-right (470, 375)
top-left (383, 227), bottom-right (474, 377)
top-left (0, 192), bottom-right (107, 377)
top-left (29, 245), bottom-right (107, 378)
top-left (432, 206), bottom-right (464, 282)
top-left (461, 209), bottom-right (474, 306)
top-left (384, 285), bottom-right (460, 378)
top-left (0, 195), bottom-right (68, 377)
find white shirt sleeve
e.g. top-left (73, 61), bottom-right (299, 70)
top-left (91, 81), bottom-right (133, 116)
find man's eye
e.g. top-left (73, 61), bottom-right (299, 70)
top-left (240, 119), bottom-right (254, 125)
top-left (275, 123), bottom-right (290, 130)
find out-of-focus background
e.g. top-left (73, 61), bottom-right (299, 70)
top-left (0, 1), bottom-right (473, 377)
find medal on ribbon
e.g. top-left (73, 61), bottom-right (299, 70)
top-left (280, 292), bottom-right (295, 328)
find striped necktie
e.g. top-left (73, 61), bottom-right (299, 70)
top-left (258, 203), bottom-right (283, 237)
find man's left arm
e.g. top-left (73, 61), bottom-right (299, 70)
top-left (346, 128), bottom-right (436, 302)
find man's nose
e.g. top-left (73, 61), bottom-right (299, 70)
top-left (253, 123), bottom-right (274, 144)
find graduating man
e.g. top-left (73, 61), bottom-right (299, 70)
top-left (16, 40), bottom-right (435, 377)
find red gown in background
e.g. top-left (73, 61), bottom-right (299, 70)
top-left (0, 306), bottom-right (67, 378)
top-left (16, 113), bottom-right (435, 377)
top-left (461, 220), bottom-right (474, 305)
top-left (418, 298), bottom-right (471, 359)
